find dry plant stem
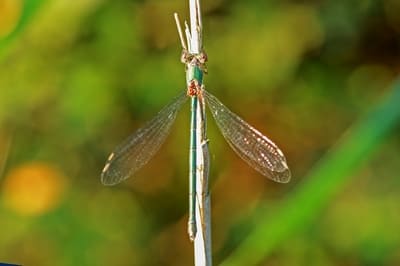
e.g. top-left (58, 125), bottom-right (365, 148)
top-left (175, 0), bottom-right (212, 264)
top-left (188, 1), bottom-right (212, 265)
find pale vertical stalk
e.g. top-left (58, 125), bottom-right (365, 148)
top-left (187, 0), bottom-right (212, 265)
top-left (175, 1), bottom-right (212, 264)
top-left (194, 97), bottom-right (212, 266)
top-left (188, 0), bottom-right (200, 53)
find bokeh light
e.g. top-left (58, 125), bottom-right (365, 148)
top-left (0, 0), bottom-right (22, 38)
top-left (2, 162), bottom-right (67, 216)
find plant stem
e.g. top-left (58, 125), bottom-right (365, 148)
top-left (188, 0), bottom-right (212, 265)
top-left (175, 1), bottom-right (212, 264)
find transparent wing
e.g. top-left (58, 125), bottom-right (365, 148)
top-left (101, 92), bottom-right (187, 185)
top-left (203, 90), bottom-right (290, 183)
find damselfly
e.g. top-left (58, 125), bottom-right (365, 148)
top-left (101, 12), bottom-right (290, 241)
top-left (101, 73), bottom-right (291, 183)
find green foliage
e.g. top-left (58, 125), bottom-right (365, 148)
top-left (221, 80), bottom-right (400, 266)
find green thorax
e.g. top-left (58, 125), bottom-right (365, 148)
top-left (187, 64), bottom-right (203, 86)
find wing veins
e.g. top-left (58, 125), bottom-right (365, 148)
top-left (203, 90), bottom-right (290, 183)
top-left (101, 92), bottom-right (187, 185)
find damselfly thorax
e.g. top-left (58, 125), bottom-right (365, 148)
top-left (182, 50), bottom-right (208, 97)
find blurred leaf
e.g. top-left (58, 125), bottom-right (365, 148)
top-left (0, 0), bottom-right (46, 58)
top-left (221, 78), bottom-right (400, 266)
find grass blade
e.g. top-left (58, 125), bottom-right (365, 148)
top-left (221, 78), bottom-right (400, 266)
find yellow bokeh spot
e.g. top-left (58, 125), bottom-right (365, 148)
top-left (0, 0), bottom-right (22, 38)
top-left (2, 162), bottom-right (68, 216)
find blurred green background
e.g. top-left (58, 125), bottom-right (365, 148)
top-left (0, 0), bottom-right (399, 265)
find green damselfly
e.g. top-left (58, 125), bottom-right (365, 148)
top-left (101, 13), bottom-right (290, 242)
